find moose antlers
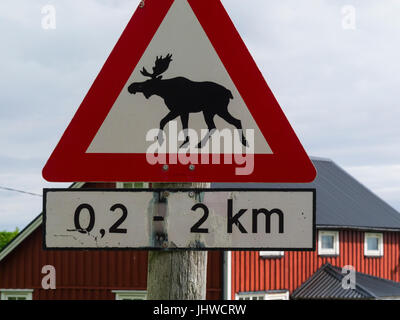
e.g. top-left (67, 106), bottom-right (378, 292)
top-left (141, 54), bottom-right (173, 79)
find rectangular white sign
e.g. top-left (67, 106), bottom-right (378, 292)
top-left (44, 189), bottom-right (315, 250)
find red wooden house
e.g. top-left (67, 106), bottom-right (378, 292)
top-left (1, 157), bottom-right (400, 300)
top-left (218, 157), bottom-right (400, 300)
top-left (0, 182), bottom-right (224, 300)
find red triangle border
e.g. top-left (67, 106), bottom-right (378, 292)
top-left (43, 0), bottom-right (316, 183)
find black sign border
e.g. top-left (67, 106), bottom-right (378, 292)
top-left (43, 188), bottom-right (316, 251)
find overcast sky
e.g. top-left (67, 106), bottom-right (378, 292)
top-left (0, 0), bottom-right (399, 231)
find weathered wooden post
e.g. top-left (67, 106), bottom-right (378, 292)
top-left (147, 250), bottom-right (208, 300)
top-left (147, 182), bottom-right (208, 300)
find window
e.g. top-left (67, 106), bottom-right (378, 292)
top-left (364, 233), bottom-right (383, 257)
top-left (259, 251), bottom-right (284, 258)
top-left (117, 182), bottom-right (149, 189)
top-left (318, 231), bottom-right (339, 256)
top-left (112, 290), bottom-right (147, 300)
top-left (0, 289), bottom-right (33, 300)
top-left (236, 291), bottom-right (289, 300)
top-left (236, 293), bottom-right (265, 300)
top-left (265, 291), bottom-right (289, 300)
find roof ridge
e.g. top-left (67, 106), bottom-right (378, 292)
top-left (309, 156), bottom-right (333, 162)
top-left (343, 265), bottom-right (400, 286)
top-left (298, 263), bottom-right (375, 299)
top-left (331, 161), bottom-right (400, 216)
top-left (291, 263), bottom-right (357, 298)
top-left (328, 264), bottom-right (385, 298)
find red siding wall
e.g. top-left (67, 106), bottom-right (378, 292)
top-left (0, 226), bottom-right (222, 299)
top-left (232, 230), bottom-right (400, 297)
top-left (0, 183), bottom-right (222, 300)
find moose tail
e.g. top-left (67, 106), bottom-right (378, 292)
top-left (227, 90), bottom-right (233, 100)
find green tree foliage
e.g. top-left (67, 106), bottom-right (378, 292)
top-left (0, 228), bottom-right (19, 250)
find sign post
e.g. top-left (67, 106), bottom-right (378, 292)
top-left (147, 182), bottom-right (207, 300)
top-left (42, 0), bottom-right (317, 301)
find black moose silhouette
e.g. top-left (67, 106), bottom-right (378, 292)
top-left (128, 54), bottom-right (248, 148)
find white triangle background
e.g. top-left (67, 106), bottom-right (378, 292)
top-left (87, 0), bottom-right (272, 154)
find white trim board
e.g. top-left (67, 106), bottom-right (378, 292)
top-left (0, 215), bottom-right (42, 262)
top-left (223, 251), bottom-right (232, 300)
top-left (112, 290), bottom-right (147, 300)
top-left (0, 289), bottom-right (33, 300)
top-left (0, 182), bottom-right (83, 262)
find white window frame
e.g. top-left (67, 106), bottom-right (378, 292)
top-left (259, 251), bottom-right (284, 258)
top-left (116, 182), bottom-right (149, 189)
top-left (0, 289), bottom-right (33, 300)
top-left (235, 292), bottom-right (265, 300)
top-left (318, 230), bottom-right (339, 256)
top-left (112, 290), bottom-right (147, 300)
top-left (235, 291), bottom-right (289, 300)
top-left (364, 233), bottom-right (384, 257)
top-left (265, 291), bottom-right (289, 300)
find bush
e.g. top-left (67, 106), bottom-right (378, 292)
top-left (0, 228), bottom-right (19, 250)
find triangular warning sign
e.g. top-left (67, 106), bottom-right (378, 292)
top-left (43, 0), bottom-right (316, 183)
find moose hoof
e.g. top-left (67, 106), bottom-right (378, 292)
top-left (157, 133), bottom-right (164, 146)
top-left (242, 137), bottom-right (249, 148)
top-left (179, 138), bottom-right (190, 149)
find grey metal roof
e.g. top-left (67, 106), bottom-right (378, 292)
top-left (291, 263), bottom-right (400, 299)
top-left (211, 157), bottom-right (400, 230)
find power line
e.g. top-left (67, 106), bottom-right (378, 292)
top-left (0, 186), bottom-right (42, 197)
